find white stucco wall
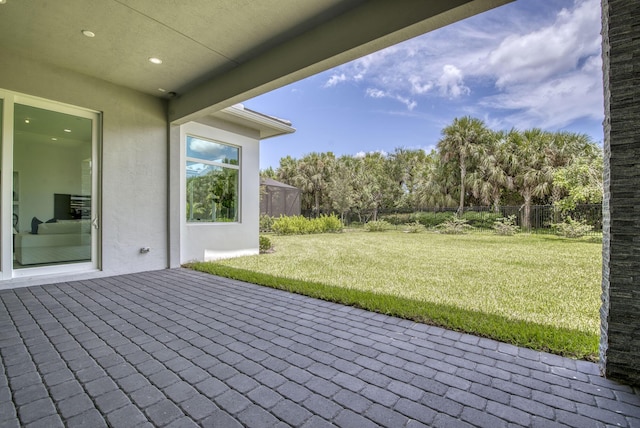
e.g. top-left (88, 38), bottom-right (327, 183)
top-left (0, 51), bottom-right (169, 285)
top-left (180, 120), bottom-right (261, 263)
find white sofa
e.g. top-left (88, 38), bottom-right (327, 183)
top-left (15, 220), bottom-right (91, 265)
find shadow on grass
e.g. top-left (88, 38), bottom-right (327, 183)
top-left (186, 262), bottom-right (599, 362)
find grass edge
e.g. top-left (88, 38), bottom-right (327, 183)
top-left (186, 262), bottom-right (599, 361)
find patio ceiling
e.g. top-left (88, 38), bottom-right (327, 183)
top-left (0, 0), bottom-right (511, 123)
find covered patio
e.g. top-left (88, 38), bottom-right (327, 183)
top-left (1, 269), bottom-right (638, 427)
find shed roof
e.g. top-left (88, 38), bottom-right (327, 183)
top-left (261, 178), bottom-right (299, 190)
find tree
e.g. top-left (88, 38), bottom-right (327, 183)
top-left (466, 131), bottom-right (512, 212)
top-left (356, 152), bottom-right (395, 221)
top-left (389, 148), bottom-right (429, 210)
top-left (260, 166), bottom-right (277, 179)
top-left (437, 116), bottom-right (492, 214)
top-left (505, 129), bottom-right (554, 230)
top-left (328, 156), bottom-right (357, 222)
top-left (294, 152), bottom-right (335, 216)
top-left (277, 155), bottom-right (299, 185)
top-left (416, 151), bottom-right (457, 208)
top-left (553, 152), bottom-right (603, 212)
top-left (546, 132), bottom-right (600, 216)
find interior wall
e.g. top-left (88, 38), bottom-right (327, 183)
top-left (14, 138), bottom-right (88, 231)
top-left (0, 50), bottom-right (169, 281)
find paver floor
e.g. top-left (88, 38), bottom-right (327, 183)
top-left (0, 268), bottom-right (639, 427)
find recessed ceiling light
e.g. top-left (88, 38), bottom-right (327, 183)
top-left (51, 138), bottom-right (58, 141)
top-left (64, 129), bottom-right (72, 133)
top-left (149, 57), bottom-right (163, 65)
top-left (24, 119), bottom-right (30, 124)
top-left (158, 88), bottom-right (166, 92)
top-left (82, 30), bottom-right (95, 38)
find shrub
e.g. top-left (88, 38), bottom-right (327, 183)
top-left (271, 214), bottom-right (343, 235)
top-left (493, 215), bottom-right (520, 236)
top-left (551, 216), bottom-right (594, 238)
top-left (403, 221), bottom-right (426, 233)
top-left (413, 211), bottom-right (455, 228)
top-left (259, 235), bottom-right (273, 253)
top-left (379, 213), bottom-right (413, 225)
top-left (365, 220), bottom-right (392, 232)
top-left (272, 215), bottom-right (308, 235)
top-left (461, 211), bottom-right (502, 229)
top-left (316, 214), bottom-right (344, 233)
top-left (259, 214), bottom-right (274, 232)
top-left (436, 215), bottom-right (474, 234)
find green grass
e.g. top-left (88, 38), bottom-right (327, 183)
top-left (188, 230), bottom-right (602, 360)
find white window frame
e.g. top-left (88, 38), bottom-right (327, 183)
top-left (185, 134), bottom-right (241, 224)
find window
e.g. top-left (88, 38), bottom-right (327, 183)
top-left (186, 135), bottom-right (240, 222)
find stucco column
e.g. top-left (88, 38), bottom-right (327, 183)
top-left (599, 0), bottom-right (640, 385)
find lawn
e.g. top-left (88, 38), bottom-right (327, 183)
top-left (188, 231), bottom-right (602, 360)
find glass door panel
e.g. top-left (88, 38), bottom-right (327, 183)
top-left (13, 103), bottom-right (94, 269)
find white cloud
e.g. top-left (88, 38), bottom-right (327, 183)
top-left (397, 96), bottom-right (417, 111)
top-left (471, 0), bottom-right (603, 129)
top-left (366, 88), bottom-right (417, 110)
top-left (409, 76), bottom-right (433, 95)
top-left (437, 65), bottom-right (470, 98)
top-left (476, 0), bottom-right (601, 88)
top-left (324, 0), bottom-right (603, 134)
top-left (320, 0), bottom-right (602, 130)
top-left (366, 88), bottom-right (387, 98)
top-left (479, 55), bottom-right (603, 129)
top-left (324, 73), bottom-right (347, 87)
top-left (354, 149), bottom-right (389, 158)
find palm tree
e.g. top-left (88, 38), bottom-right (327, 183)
top-left (390, 148), bottom-right (429, 210)
top-left (276, 155), bottom-right (299, 186)
top-left (416, 151), bottom-right (457, 208)
top-left (437, 116), bottom-right (492, 215)
top-left (466, 131), bottom-right (512, 212)
top-left (360, 152), bottom-right (391, 221)
top-left (546, 131), bottom-right (596, 169)
top-left (294, 152), bottom-right (335, 216)
top-left (505, 129), bottom-right (554, 230)
top-left (328, 156), bottom-right (357, 222)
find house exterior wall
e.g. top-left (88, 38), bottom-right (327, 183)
top-left (0, 50), bottom-right (169, 284)
top-left (600, 0), bottom-right (640, 385)
top-left (179, 120), bottom-right (261, 263)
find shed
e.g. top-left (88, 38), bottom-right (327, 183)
top-left (260, 178), bottom-right (301, 217)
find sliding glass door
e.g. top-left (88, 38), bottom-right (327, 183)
top-left (0, 91), bottom-right (100, 279)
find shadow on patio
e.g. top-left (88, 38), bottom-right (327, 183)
top-left (1, 269), bottom-right (638, 427)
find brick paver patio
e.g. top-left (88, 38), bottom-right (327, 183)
top-left (0, 269), bottom-right (639, 427)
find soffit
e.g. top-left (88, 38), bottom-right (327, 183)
top-left (0, 0), bottom-right (513, 123)
top-left (0, 0), bottom-right (358, 97)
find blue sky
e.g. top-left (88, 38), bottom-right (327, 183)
top-left (244, 0), bottom-right (603, 170)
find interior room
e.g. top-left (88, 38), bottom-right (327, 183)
top-left (12, 103), bottom-right (94, 268)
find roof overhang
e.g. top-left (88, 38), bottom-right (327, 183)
top-left (212, 104), bottom-right (295, 140)
top-left (168, 0), bottom-right (514, 124)
top-left (0, 0), bottom-right (513, 125)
